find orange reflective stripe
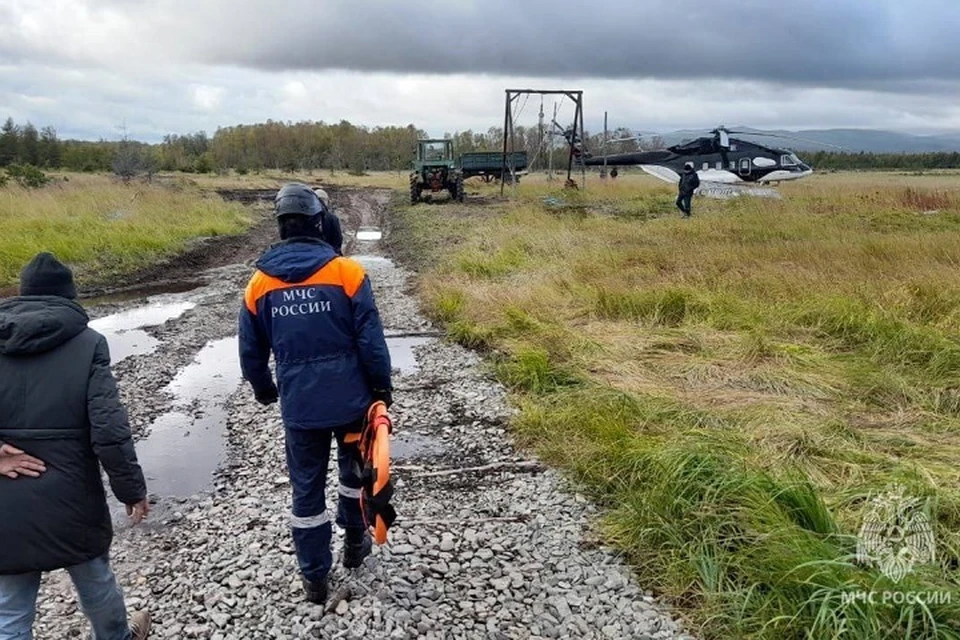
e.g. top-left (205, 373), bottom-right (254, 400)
top-left (243, 257), bottom-right (368, 314)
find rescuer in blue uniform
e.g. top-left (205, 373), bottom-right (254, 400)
top-left (239, 183), bottom-right (392, 605)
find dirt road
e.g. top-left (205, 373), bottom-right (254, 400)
top-left (32, 189), bottom-right (690, 639)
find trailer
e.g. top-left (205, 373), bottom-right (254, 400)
top-left (459, 151), bottom-right (528, 183)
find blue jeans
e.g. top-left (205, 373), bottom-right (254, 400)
top-left (0, 554), bottom-right (131, 640)
top-left (285, 422), bottom-right (365, 583)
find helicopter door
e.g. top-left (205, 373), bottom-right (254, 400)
top-left (739, 158), bottom-right (751, 176)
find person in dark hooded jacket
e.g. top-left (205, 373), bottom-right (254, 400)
top-left (314, 188), bottom-right (344, 255)
top-left (0, 253), bottom-right (151, 640)
top-left (676, 162), bottom-right (700, 217)
top-left (239, 183), bottom-right (392, 606)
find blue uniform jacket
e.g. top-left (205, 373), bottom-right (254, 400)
top-left (239, 238), bottom-right (391, 429)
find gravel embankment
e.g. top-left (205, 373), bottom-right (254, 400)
top-left (32, 190), bottom-right (692, 640)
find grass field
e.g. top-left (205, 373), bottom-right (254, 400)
top-left (396, 170), bottom-right (960, 639)
top-left (0, 173), bottom-right (252, 290)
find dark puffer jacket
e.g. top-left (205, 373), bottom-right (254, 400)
top-left (319, 206), bottom-right (344, 255)
top-left (0, 296), bottom-right (146, 575)
top-left (679, 168), bottom-right (700, 194)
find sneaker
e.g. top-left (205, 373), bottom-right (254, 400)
top-left (343, 529), bottom-right (372, 568)
top-left (302, 577), bottom-right (329, 605)
top-left (130, 611), bottom-right (151, 640)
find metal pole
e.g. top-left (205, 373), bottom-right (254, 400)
top-left (602, 110), bottom-right (608, 179)
top-left (508, 95), bottom-right (517, 195)
top-left (537, 98), bottom-right (544, 174)
top-left (579, 93), bottom-right (586, 189)
top-left (566, 99), bottom-right (576, 183)
top-left (549, 101), bottom-right (558, 180)
top-left (501, 91), bottom-right (510, 197)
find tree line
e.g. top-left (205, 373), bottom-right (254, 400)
top-left (2, 116), bottom-right (959, 177)
top-left (801, 150), bottom-right (960, 170)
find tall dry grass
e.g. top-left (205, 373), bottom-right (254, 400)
top-left (399, 171), bottom-right (960, 638)
top-left (0, 174), bottom-right (251, 288)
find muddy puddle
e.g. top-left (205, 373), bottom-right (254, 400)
top-left (385, 336), bottom-right (434, 375)
top-left (391, 432), bottom-right (447, 460)
top-left (89, 299), bottom-right (196, 363)
top-left (355, 228), bottom-right (383, 241)
top-left (114, 330), bottom-right (431, 501)
top-left (81, 280), bottom-right (204, 305)
top-left (351, 254), bottom-right (395, 269)
top-left (134, 336), bottom-right (241, 498)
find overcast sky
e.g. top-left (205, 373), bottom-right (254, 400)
top-left (2, 0), bottom-right (960, 142)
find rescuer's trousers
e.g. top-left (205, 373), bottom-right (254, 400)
top-left (284, 421), bottom-right (365, 582)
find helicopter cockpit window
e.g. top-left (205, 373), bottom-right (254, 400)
top-left (781, 153), bottom-right (799, 166)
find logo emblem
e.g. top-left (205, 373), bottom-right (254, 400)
top-left (856, 484), bottom-right (936, 583)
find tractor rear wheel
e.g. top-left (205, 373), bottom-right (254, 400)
top-left (454, 176), bottom-right (464, 203)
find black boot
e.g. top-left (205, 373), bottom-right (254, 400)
top-left (343, 528), bottom-right (372, 568)
top-left (302, 576), bottom-right (328, 605)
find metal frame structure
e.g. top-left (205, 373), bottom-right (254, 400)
top-left (501, 89), bottom-right (585, 195)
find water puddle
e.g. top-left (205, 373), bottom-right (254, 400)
top-left (81, 280), bottom-right (203, 306)
top-left (356, 228), bottom-right (383, 241)
top-left (89, 300), bottom-right (196, 363)
top-left (351, 255), bottom-right (395, 269)
top-left (392, 432), bottom-right (447, 460)
top-left (386, 336), bottom-right (434, 375)
top-left (134, 336), bottom-right (241, 497)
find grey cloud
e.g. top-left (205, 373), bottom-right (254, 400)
top-left (3, 1), bottom-right (960, 141)
top-left (165, 0), bottom-right (960, 87)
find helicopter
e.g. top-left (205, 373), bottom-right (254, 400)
top-left (557, 124), bottom-right (832, 189)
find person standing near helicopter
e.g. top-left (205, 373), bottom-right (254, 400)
top-left (676, 162), bottom-right (699, 217)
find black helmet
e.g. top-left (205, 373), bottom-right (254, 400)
top-left (275, 182), bottom-right (322, 218)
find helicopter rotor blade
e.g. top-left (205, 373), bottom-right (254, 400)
top-left (724, 128), bottom-right (847, 150)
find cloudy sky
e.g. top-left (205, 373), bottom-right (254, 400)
top-left (2, 0), bottom-right (960, 142)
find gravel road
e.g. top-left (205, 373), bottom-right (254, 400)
top-left (31, 188), bottom-right (692, 640)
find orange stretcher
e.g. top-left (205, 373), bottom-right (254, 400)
top-left (345, 401), bottom-right (396, 544)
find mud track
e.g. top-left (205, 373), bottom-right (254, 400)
top-left (79, 186), bottom-right (379, 300)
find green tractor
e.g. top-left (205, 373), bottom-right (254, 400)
top-left (410, 139), bottom-right (464, 204)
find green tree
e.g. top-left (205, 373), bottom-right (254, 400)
top-left (19, 123), bottom-right (40, 166)
top-left (38, 126), bottom-right (61, 167)
top-left (0, 118), bottom-right (18, 167)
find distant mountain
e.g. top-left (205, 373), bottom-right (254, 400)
top-left (652, 128), bottom-right (960, 153)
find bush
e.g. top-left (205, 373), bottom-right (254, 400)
top-left (5, 164), bottom-right (50, 188)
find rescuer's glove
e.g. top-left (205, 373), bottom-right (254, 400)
top-left (255, 385), bottom-right (279, 406)
top-left (371, 388), bottom-right (393, 409)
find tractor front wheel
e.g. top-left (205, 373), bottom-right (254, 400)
top-left (410, 177), bottom-right (422, 205)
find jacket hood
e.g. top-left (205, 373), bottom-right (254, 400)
top-left (0, 296), bottom-right (89, 356)
top-left (256, 237), bottom-right (338, 283)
